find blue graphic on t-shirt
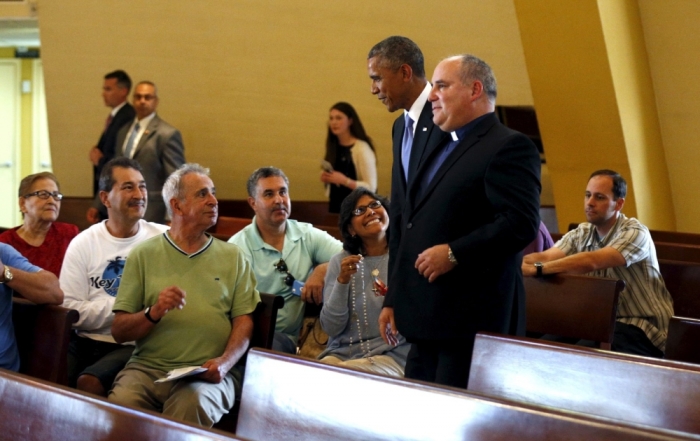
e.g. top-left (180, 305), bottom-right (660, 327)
top-left (89, 256), bottom-right (126, 297)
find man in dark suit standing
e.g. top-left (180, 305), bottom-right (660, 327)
top-left (87, 70), bottom-right (135, 223)
top-left (367, 36), bottom-right (449, 302)
top-left (379, 55), bottom-right (541, 388)
top-left (116, 81), bottom-right (185, 224)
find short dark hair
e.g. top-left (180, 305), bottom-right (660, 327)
top-left (457, 54), bottom-right (497, 102)
top-left (589, 169), bottom-right (627, 199)
top-left (104, 70), bottom-right (132, 92)
top-left (246, 167), bottom-right (289, 198)
top-left (99, 157), bottom-right (143, 193)
top-left (18, 172), bottom-right (59, 198)
top-left (338, 188), bottom-right (391, 255)
top-left (367, 36), bottom-right (425, 79)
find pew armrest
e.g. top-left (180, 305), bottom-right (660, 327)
top-left (12, 298), bottom-right (79, 385)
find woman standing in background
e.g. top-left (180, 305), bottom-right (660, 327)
top-left (320, 102), bottom-right (377, 213)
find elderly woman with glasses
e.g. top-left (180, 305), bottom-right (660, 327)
top-left (0, 172), bottom-right (79, 277)
top-left (318, 188), bottom-right (409, 377)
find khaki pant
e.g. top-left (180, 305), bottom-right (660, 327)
top-left (108, 362), bottom-right (239, 427)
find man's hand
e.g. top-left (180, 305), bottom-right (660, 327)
top-left (379, 307), bottom-right (398, 345)
top-left (521, 262), bottom-right (537, 277)
top-left (301, 263), bottom-right (328, 305)
top-left (86, 207), bottom-right (101, 224)
top-left (415, 244), bottom-right (456, 283)
top-left (89, 146), bottom-right (103, 166)
top-left (199, 357), bottom-right (229, 383)
top-left (150, 286), bottom-right (187, 321)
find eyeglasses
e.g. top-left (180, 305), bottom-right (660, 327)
top-left (352, 200), bottom-right (382, 217)
top-left (24, 190), bottom-right (63, 201)
top-left (274, 258), bottom-right (295, 287)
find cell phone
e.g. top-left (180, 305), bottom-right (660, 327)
top-left (291, 279), bottom-right (305, 296)
top-left (320, 160), bottom-right (334, 173)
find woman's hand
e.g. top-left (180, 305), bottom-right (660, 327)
top-left (337, 254), bottom-right (363, 285)
top-left (321, 171), bottom-right (350, 186)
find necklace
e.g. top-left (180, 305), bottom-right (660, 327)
top-left (368, 254), bottom-right (388, 296)
top-left (348, 254), bottom-right (389, 354)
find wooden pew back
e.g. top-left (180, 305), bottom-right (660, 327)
top-left (665, 316), bottom-right (700, 364)
top-left (0, 370), bottom-right (243, 440)
top-left (524, 274), bottom-right (624, 349)
top-left (659, 259), bottom-right (700, 319)
top-left (12, 298), bottom-right (79, 385)
top-left (469, 333), bottom-right (700, 434)
top-left (567, 223), bottom-right (700, 248)
top-left (236, 348), bottom-right (695, 441)
top-left (655, 242), bottom-right (700, 264)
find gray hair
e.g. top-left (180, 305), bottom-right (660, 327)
top-left (367, 36), bottom-right (425, 79)
top-left (246, 166), bottom-right (289, 198)
top-left (162, 163), bottom-right (210, 217)
top-left (456, 54), bottom-right (497, 103)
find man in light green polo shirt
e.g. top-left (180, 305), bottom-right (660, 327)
top-left (108, 163), bottom-right (260, 427)
top-left (229, 167), bottom-right (342, 354)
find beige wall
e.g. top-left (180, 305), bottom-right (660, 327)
top-left (638, 0), bottom-right (700, 233)
top-left (37, 0), bottom-right (532, 202)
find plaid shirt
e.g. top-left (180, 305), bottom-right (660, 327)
top-left (556, 214), bottom-right (674, 351)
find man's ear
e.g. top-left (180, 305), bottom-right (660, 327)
top-left (470, 80), bottom-right (484, 101)
top-left (169, 198), bottom-right (181, 216)
top-left (247, 196), bottom-right (256, 212)
top-left (615, 197), bottom-right (625, 212)
top-left (399, 63), bottom-right (413, 81)
top-left (99, 191), bottom-right (110, 208)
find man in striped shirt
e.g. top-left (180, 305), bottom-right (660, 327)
top-left (523, 169), bottom-right (674, 357)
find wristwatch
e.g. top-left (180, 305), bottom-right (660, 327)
top-left (447, 246), bottom-right (458, 265)
top-left (144, 306), bottom-right (161, 324)
top-left (534, 262), bottom-right (544, 277)
top-left (1, 266), bottom-right (13, 284)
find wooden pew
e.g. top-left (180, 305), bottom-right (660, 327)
top-left (524, 274), bottom-right (624, 349)
top-left (568, 223), bottom-right (700, 247)
top-left (12, 297), bottom-right (79, 386)
top-left (217, 199), bottom-right (338, 228)
top-left (236, 349), bottom-right (697, 441)
top-left (655, 242), bottom-right (700, 264)
top-left (469, 332), bottom-right (700, 435)
top-left (56, 196), bottom-right (94, 231)
top-left (659, 259), bottom-right (700, 319)
top-left (213, 292), bottom-right (284, 433)
top-left (210, 216), bottom-right (252, 240)
top-left (665, 316), bottom-right (700, 364)
top-left (0, 369), bottom-right (243, 440)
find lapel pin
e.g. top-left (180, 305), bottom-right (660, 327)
top-left (422, 127), bottom-right (427, 131)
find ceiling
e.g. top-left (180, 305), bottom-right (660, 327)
top-left (0, 18), bottom-right (40, 47)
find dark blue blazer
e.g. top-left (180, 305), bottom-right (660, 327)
top-left (386, 112), bottom-right (541, 341)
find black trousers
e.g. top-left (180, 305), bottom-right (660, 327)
top-left (404, 338), bottom-right (475, 389)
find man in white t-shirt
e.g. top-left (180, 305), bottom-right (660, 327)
top-left (61, 157), bottom-right (167, 396)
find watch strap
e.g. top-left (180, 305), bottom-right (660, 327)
top-left (144, 306), bottom-right (161, 324)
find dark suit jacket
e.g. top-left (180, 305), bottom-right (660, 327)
top-left (94, 103), bottom-right (135, 194)
top-left (116, 115), bottom-right (185, 223)
top-left (386, 112), bottom-right (540, 341)
top-left (387, 100), bottom-right (449, 287)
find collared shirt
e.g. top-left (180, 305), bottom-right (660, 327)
top-left (229, 218), bottom-right (342, 345)
top-left (405, 83), bottom-right (433, 136)
top-left (110, 101), bottom-right (128, 118)
top-left (122, 112), bottom-right (156, 158)
top-left (417, 112), bottom-right (492, 197)
top-left (556, 214), bottom-right (674, 351)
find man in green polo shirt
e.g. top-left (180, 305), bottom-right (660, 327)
top-left (108, 163), bottom-right (260, 427)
